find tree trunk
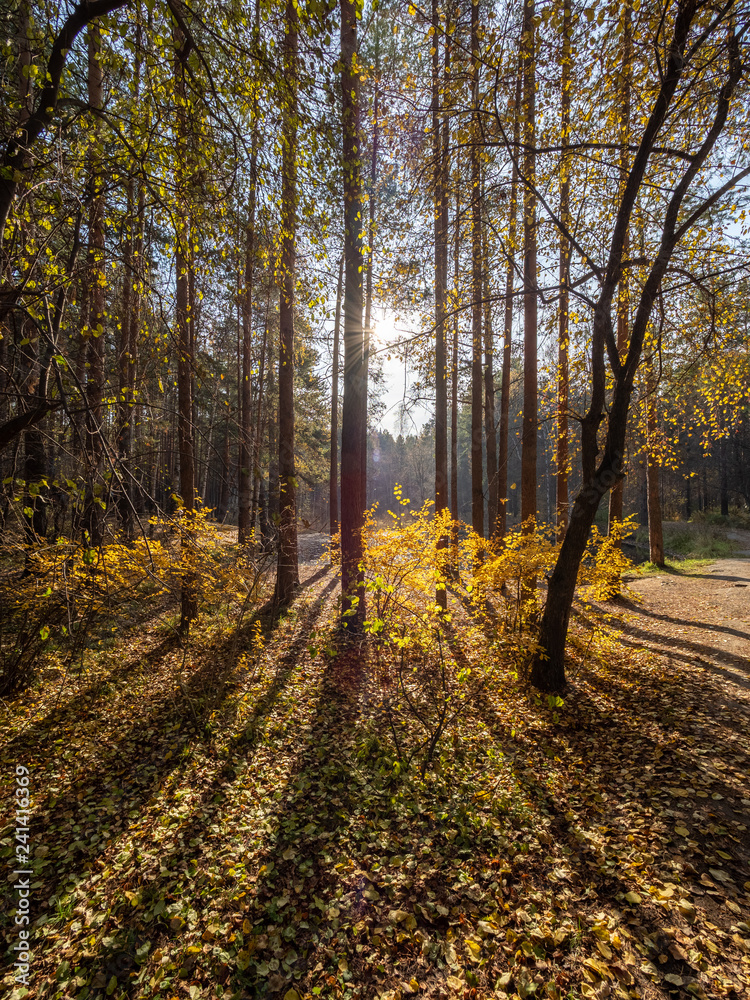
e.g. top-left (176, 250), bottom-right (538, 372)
top-left (117, 29), bottom-right (143, 539)
top-left (482, 197), bottom-right (497, 538)
top-left (330, 254), bottom-right (343, 538)
top-left (238, 185), bottom-right (257, 543)
top-left (646, 356), bottom-right (664, 565)
top-left (275, 0), bottom-right (300, 606)
top-left (250, 292), bottom-right (271, 545)
top-left (608, 0), bottom-right (633, 537)
top-left (470, 0), bottom-right (484, 540)
top-left (450, 174), bottom-right (460, 567)
top-left (362, 18), bottom-right (379, 515)
top-left (218, 412), bottom-right (230, 520)
top-left (433, 0), bottom-right (448, 607)
top-left (83, 23), bottom-right (105, 546)
top-left (556, 0), bottom-right (571, 539)
top-left (520, 0), bottom-right (537, 534)
top-left (238, 0), bottom-right (261, 545)
top-left (174, 20), bottom-right (197, 633)
top-left (340, 0), bottom-right (366, 630)
top-left (496, 65), bottom-right (521, 541)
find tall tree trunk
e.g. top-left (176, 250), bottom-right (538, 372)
top-left (340, 0), bottom-right (366, 630)
top-left (556, 0), bottom-right (571, 539)
top-left (433, 0), bottom-right (448, 607)
top-left (84, 22), bottom-right (105, 546)
top-left (608, 0), bottom-right (633, 537)
top-left (719, 419), bottom-right (729, 516)
top-left (482, 196), bottom-right (497, 538)
top-left (218, 412), bottom-right (230, 520)
top-left (238, 195), bottom-right (257, 543)
top-left (363, 18), bottom-right (379, 514)
top-left (275, 0), bottom-right (300, 606)
top-left (174, 20), bottom-right (196, 633)
top-left (496, 66), bottom-right (522, 541)
top-left (330, 254), bottom-right (343, 538)
top-left (17, 3), bottom-right (47, 545)
top-left (117, 25), bottom-right (142, 539)
top-left (450, 174), bottom-right (460, 566)
top-left (646, 354), bottom-right (664, 565)
top-left (520, 0), bottom-right (537, 534)
top-left (250, 299), bottom-right (270, 544)
top-left (238, 0), bottom-right (261, 545)
top-left (470, 0), bottom-right (484, 539)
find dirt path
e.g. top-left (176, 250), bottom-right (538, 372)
top-left (622, 557), bottom-right (750, 692)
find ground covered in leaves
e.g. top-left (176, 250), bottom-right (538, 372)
top-left (1, 554), bottom-right (749, 1000)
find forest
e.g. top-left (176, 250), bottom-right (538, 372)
top-left (1, 0), bottom-right (750, 999)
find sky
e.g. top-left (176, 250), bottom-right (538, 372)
top-left (370, 307), bottom-right (432, 435)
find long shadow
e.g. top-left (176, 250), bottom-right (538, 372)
top-left (614, 633), bottom-right (750, 695)
top-left (0, 576), bottom-right (339, 990)
top-left (213, 642), bottom-right (490, 999)
top-left (0, 632), bottom-right (180, 758)
top-left (611, 618), bottom-right (750, 676)
top-left (438, 626), bottom-right (749, 994)
top-left (617, 596), bottom-right (750, 642)
top-left (46, 591), bottom-right (355, 1000)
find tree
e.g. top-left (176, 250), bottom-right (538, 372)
top-left (339, 0), bottom-right (366, 631)
top-left (496, 65), bottom-right (521, 542)
top-left (433, 0), bottom-right (448, 607)
top-left (174, 14), bottom-right (197, 633)
top-left (607, 0), bottom-right (633, 538)
top-left (531, 0), bottom-right (749, 691)
top-left (470, 0), bottom-right (483, 540)
top-left (330, 255), bottom-right (343, 540)
top-left (520, 0), bottom-right (537, 535)
top-left (556, 0), bottom-right (572, 539)
top-left (275, 0), bottom-right (300, 606)
top-left (0, 0), bottom-right (130, 271)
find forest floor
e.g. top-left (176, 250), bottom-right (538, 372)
top-left (1, 535), bottom-right (749, 1000)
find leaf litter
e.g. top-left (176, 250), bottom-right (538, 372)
top-left (0, 560), bottom-right (748, 1000)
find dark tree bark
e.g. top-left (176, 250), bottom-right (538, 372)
top-left (362, 18), bottom-right (379, 515)
top-left (238, 192), bottom-right (257, 544)
top-left (250, 293), bottom-right (271, 545)
top-left (238, 0), bottom-right (261, 546)
top-left (645, 355), bottom-right (664, 566)
top-left (330, 255), bottom-right (343, 539)
top-left (531, 2), bottom-right (744, 690)
top-left (556, 0), bottom-right (571, 540)
top-left (174, 18), bottom-right (196, 633)
top-left (470, 0), bottom-right (483, 539)
top-left (117, 26), bottom-right (143, 539)
top-left (82, 23), bottom-right (105, 546)
top-left (520, 0), bottom-right (537, 534)
top-left (482, 201), bottom-right (497, 539)
top-left (433, 0), bottom-right (448, 607)
top-left (496, 66), bottom-right (521, 541)
top-left (608, 0), bottom-right (633, 537)
top-left (275, 0), bottom-right (300, 606)
top-left (720, 419), bottom-right (729, 516)
top-left (450, 175), bottom-right (460, 567)
top-left (340, 0), bottom-right (366, 630)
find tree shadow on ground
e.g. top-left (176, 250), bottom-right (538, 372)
top-left (0, 575), bottom-right (339, 996)
top-left (616, 595), bottom-right (750, 642)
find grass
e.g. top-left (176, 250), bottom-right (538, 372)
top-left (630, 556), bottom-right (714, 577)
top-left (631, 518), bottom-right (738, 562)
